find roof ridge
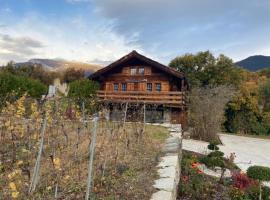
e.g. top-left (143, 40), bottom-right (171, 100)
top-left (89, 50), bottom-right (185, 79)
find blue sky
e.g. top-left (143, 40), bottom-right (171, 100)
top-left (0, 0), bottom-right (270, 65)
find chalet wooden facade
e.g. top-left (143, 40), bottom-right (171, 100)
top-left (89, 51), bottom-right (188, 128)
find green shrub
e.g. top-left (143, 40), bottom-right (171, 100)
top-left (208, 150), bottom-right (224, 157)
top-left (207, 141), bottom-right (219, 150)
top-left (251, 121), bottom-right (268, 135)
top-left (247, 166), bottom-right (270, 182)
top-left (68, 79), bottom-right (99, 99)
top-left (262, 186), bottom-right (270, 200)
top-left (200, 155), bottom-right (225, 169)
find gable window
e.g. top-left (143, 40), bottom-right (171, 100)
top-left (131, 67), bottom-right (137, 75)
top-left (147, 83), bottom-right (152, 91)
top-left (138, 67), bottom-right (145, 75)
top-left (155, 83), bottom-right (161, 92)
top-left (114, 83), bottom-right (119, 91)
top-left (122, 83), bottom-right (127, 91)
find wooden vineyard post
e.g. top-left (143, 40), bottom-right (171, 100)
top-left (143, 103), bottom-right (146, 132)
top-left (85, 116), bottom-right (98, 200)
top-left (29, 117), bottom-right (47, 193)
top-left (123, 102), bottom-right (128, 126)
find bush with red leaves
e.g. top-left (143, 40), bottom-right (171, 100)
top-left (231, 172), bottom-right (257, 191)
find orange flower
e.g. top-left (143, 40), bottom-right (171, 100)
top-left (197, 169), bottom-right (203, 174)
top-left (191, 162), bottom-right (199, 168)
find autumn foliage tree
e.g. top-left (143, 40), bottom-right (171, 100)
top-left (169, 51), bottom-right (242, 88)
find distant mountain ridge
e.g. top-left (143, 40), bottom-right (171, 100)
top-left (235, 55), bottom-right (270, 71)
top-left (16, 58), bottom-right (101, 73)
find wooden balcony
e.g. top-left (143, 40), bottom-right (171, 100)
top-left (96, 90), bottom-right (187, 108)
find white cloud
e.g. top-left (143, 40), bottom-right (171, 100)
top-left (0, 33), bottom-right (44, 63)
top-left (0, 12), bottom-right (142, 65)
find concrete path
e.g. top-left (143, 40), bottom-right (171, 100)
top-left (183, 133), bottom-right (270, 171)
top-left (183, 133), bottom-right (270, 186)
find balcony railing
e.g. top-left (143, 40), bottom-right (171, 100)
top-left (96, 90), bottom-right (186, 107)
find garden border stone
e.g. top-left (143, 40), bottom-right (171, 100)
top-left (149, 123), bottom-right (182, 200)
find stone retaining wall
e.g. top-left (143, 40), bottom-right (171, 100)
top-left (150, 124), bottom-right (182, 200)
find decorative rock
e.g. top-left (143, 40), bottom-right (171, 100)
top-left (153, 177), bottom-right (175, 192)
top-left (157, 156), bottom-right (178, 168)
top-left (166, 137), bottom-right (180, 144)
top-left (150, 190), bottom-right (172, 200)
top-left (158, 166), bottom-right (177, 178)
top-left (198, 164), bottom-right (231, 178)
top-left (150, 123), bottom-right (182, 200)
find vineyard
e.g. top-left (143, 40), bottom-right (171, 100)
top-left (0, 95), bottom-right (169, 200)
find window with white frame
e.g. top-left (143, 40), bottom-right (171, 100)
top-left (147, 83), bottom-right (152, 91)
top-left (130, 67), bottom-right (137, 75)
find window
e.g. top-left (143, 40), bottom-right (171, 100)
top-left (114, 83), bottom-right (119, 91)
top-left (156, 83), bottom-right (161, 91)
top-left (138, 67), bottom-right (144, 75)
top-left (131, 67), bottom-right (137, 75)
top-left (122, 83), bottom-right (127, 91)
top-left (147, 83), bottom-right (152, 91)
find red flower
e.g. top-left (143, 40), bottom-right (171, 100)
top-left (182, 175), bottom-right (189, 182)
top-left (197, 169), bottom-right (203, 174)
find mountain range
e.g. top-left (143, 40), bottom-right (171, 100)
top-left (16, 58), bottom-right (101, 73)
top-left (12, 55), bottom-right (270, 73)
top-left (235, 55), bottom-right (270, 71)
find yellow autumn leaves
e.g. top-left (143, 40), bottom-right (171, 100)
top-left (53, 157), bottom-right (61, 170)
top-left (9, 182), bottom-right (19, 198)
top-left (7, 169), bottom-right (22, 180)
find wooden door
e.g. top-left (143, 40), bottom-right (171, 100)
top-left (171, 108), bottom-right (181, 124)
top-left (134, 83), bottom-right (139, 91)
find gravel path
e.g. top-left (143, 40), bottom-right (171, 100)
top-left (183, 134), bottom-right (270, 171)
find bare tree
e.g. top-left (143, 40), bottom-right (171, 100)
top-left (189, 86), bottom-right (235, 142)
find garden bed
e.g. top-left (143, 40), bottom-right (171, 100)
top-left (177, 150), bottom-right (270, 200)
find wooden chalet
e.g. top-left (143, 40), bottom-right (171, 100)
top-left (89, 50), bottom-right (188, 128)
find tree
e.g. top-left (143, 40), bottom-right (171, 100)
top-left (68, 79), bottom-right (99, 100)
top-left (169, 51), bottom-right (242, 88)
top-left (247, 166), bottom-right (270, 200)
top-left (1, 62), bottom-right (58, 85)
top-left (68, 79), bottom-right (99, 113)
top-left (224, 71), bottom-right (269, 135)
top-left (259, 80), bottom-right (270, 112)
top-left (62, 68), bottom-right (85, 83)
top-left (0, 72), bottom-right (47, 107)
top-left (189, 85), bottom-right (235, 142)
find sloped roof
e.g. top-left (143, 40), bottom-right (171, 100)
top-left (89, 50), bottom-right (185, 79)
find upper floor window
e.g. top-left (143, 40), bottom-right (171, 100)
top-left (122, 83), bottom-right (127, 91)
top-left (131, 67), bottom-right (137, 75)
top-left (156, 83), bottom-right (161, 92)
top-left (147, 83), bottom-right (152, 91)
top-left (130, 66), bottom-right (145, 75)
top-left (114, 83), bottom-right (119, 91)
top-left (138, 67), bottom-right (145, 75)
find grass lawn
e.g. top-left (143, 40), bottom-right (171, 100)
top-left (178, 150), bottom-right (270, 200)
